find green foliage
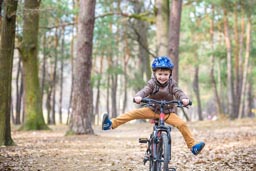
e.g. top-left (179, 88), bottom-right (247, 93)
top-left (251, 47), bottom-right (256, 63)
top-left (106, 65), bottom-right (123, 75)
top-left (129, 12), bottom-right (155, 24)
top-left (91, 73), bottom-right (102, 88)
top-left (65, 129), bottom-right (76, 136)
top-left (128, 71), bottom-right (146, 91)
top-left (209, 45), bottom-right (226, 61)
top-left (39, 0), bottom-right (75, 60)
top-left (94, 16), bottom-right (117, 56)
top-left (41, 0), bottom-right (76, 24)
top-left (11, 0), bottom-right (256, 122)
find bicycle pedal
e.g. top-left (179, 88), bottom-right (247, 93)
top-left (143, 157), bottom-right (149, 165)
top-left (168, 167), bottom-right (176, 171)
top-left (139, 138), bottom-right (148, 143)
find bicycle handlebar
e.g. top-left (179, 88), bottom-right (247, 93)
top-left (136, 98), bottom-right (192, 108)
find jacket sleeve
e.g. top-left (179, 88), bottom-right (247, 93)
top-left (171, 79), bottom-right (189, 100)
top-left (135, 79), bottom-right (154, 98)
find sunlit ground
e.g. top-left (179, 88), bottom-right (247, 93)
top-left (1, 118), bottom-right (255, 171)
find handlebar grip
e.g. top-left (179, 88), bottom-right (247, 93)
top-left (188, 100), bottom-right (192, 106)
top-left (133, 98), bottom-right (136, 103)
top-left (141, 98), bottom-right (150, 103)
top-left (133, 98), bottom-right (149, 103)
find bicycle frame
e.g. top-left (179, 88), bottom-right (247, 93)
top-left (151, 114), bottom-right (171, 161)
top-left (139, 98), bottom-right (191, 171)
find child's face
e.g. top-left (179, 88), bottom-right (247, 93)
top-left (155, 69), bottom-right (171, 84)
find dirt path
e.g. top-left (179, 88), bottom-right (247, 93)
top-left (0, 119), bottom-right (256, 171)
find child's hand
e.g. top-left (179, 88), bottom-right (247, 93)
top-left (182, 99), bottom-right (190, 106)
top-left (134, 96), bottom-right (142, 104)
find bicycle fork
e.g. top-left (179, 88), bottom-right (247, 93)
top-left (139, 127), bottom-right (172, 166)
top-left (139, 131), bottom-right (161, 165)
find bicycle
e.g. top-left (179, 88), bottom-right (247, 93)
top-left (138, 98), bottom-right (191, 171)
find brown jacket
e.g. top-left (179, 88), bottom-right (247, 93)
top-left (135, 77), bottom-right (189, 114)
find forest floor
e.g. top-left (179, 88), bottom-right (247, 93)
top-left (0, 118), bottom-right (255, 171)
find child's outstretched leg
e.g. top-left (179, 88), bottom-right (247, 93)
top-left (165, 113), bottom-right (205, 155)
top-left (102, 108), bottom-right (156, 130)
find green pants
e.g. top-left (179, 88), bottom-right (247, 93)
top-left (111, 107), bottom-right (196, 149)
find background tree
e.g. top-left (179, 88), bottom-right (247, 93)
top-left (169, 0), bottom-right (183, 82)
top-left (6, 0), bottom-right (256, 128)
top-left (155, 0), bottom-right (169, 56)
top-left (209, 5), bottom-right (223, 116)
top-left (0, 0), bottom-right (18, 146)
top-left (19, 0), bottom-right (48, 130)
top-left (222, 6), bottom-right (234, 117)
top-left (0, 0), bottom-right (3, 30)
top-left (132, 0), bottom-right (151, 83)
top-left (68, 0), bottom-right (95, 134)
top-left (238, 16), bottom-right (252, 118)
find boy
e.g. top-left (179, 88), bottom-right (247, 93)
top-left (102, 56), bottom-right (205, 155)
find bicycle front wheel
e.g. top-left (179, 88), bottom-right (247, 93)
top-left (157, 133), bottom-right (171, 171)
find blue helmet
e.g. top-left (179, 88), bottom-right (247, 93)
top-left (151, 56), bottom-right (174, 71)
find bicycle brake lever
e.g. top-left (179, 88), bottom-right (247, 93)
top-left (177, 101), bottom-right (183, 108)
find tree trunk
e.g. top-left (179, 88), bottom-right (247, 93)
top-left (223, 8), bottom-right (234, 118)
top-left (95, 55), bottom-right (103, 125)
top-left (233, 6), bottom-right (240, 117)
top-left (111, 73), bottom-right (118, 117)
top-left (50, 29), bottom-right (59, 125)
top-left (246, 78), bottom-right (253, 117)
top-left (46, 88), bottom-right (52, 124)
top-left (19, 0), bottom-right (48, 130)
top-left (122, 35), bottom-right (130, 113)
top-left (41, 33), bottom-right (47, 96)
top-left (155, 0), bottom-right (169, 56)
top-left (58, 26), bottom-right (65, 124)
top-left (238, 17), bottom-right (251, 119)
top-left (0, 0), bottom-right (18, 146)
top-left (209, 5), bottom-right (222, 115)
top-left (15, 58), bottom-right (22, 124)
top-left (68, 0), bottom-right (95, 134)
top-left (106, 52), bottom-right (118, 118)
top-left (0, 0), bottom-right (2, 33)
top-left (67, 8), bottom-right (76, 124)
top-left (169, 0), bottom-right (182, 82)
top-left (95, 74), bottom-right (101, 125)
top-left (237, 16), bottom-right (245, 117)
top-left (133, 0), bottom-right (151, 84)
top-left (107, 74), bottom-right (110, 114)
top-left (193, 66), bottom-right (203, 120)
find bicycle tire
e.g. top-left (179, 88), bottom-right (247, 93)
top-left (149, 137), bottom-right (157, 171)
top-left (157, 133), bottom-right (170, 171)
top-left (149, 159), bottom-right (157, 171)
